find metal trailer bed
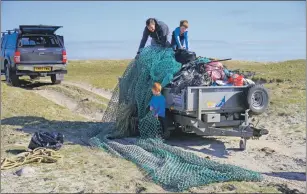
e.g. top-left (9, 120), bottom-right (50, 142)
top-left (162, 85), bottom-right (269, 150)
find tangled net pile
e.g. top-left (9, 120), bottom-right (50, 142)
top-left (89, 46), bottom-right (262, 191)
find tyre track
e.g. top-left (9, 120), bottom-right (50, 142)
top-left (31, 82), bottom-right (109, 121)
top-left (63, 81), bottom-right (112, 100)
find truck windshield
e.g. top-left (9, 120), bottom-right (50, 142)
top-left (18, 35), bottom-right (60, 48)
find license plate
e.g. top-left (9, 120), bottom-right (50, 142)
top-left (34, 67), bottom-right (52, 72)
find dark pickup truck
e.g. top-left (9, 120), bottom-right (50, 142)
top-left (1, 25), bottom-right (67, 86)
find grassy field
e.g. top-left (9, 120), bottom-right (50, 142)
top-left (1, 58), bottom-right (306, 193)
top-left (66, 60), bottom-right (129, 90)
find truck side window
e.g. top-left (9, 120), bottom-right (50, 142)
top-left (18, 36), bottom-right (60, 48)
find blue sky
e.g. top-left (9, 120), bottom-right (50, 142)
top-left (1, 1), bottom-right (306, 61)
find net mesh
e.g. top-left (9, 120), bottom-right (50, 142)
top-left (88, 46), bottom-right (262, 191)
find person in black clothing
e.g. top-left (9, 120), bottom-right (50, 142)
top-left (137, 18), bottom-right (171, 55)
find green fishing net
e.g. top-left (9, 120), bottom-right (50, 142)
top-left (89, 46), bottom-right (262, 191)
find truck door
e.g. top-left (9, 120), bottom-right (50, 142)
top-left (19, 25), bottom-right (62, 34)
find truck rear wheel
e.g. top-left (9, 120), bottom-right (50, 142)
top-left (6, 65), bottom-right (20, 87)
top-left (51, 74), bottom-right (62, 84)
top-left (247, 85), bottom-right (269, 115)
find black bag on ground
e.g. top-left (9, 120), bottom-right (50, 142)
top-left (175, 49), bottom-right (196, 64)
top-left (28, 132), bottom-right (64, 151)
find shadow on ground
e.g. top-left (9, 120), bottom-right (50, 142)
top-left (1, 116), bottom-right (109, 146)
top-left (166, 132), bottom-right (230, 158)
top-left (268, 183), bottom-right (304, 194)
top-left (1, 78), bottom-right (53, 90)
top-left (19, 80), bottom-right (53, 90)
top-left (1, 116), bottom-right (230, 159)
top-left (264, 172), bottom-right (306, 182)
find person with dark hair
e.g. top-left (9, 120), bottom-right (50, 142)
top-left (171, 20), bottom-right (189, 51)
top-left (137, 18), bottom-right (170, 55)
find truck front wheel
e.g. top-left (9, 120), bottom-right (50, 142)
top-left (6, 65), bottom-right (20, 87)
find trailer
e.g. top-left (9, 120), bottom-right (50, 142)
top-left (118, 75), bottom-right (269, 150)
top-left (161, 84), bottom-right (269, 150)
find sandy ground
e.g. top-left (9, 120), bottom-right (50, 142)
top-left (168, 123), bottom-right (306, 192)
top-left (1, 80), bottom-right (306, 193)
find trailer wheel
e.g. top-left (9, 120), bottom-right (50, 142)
top-left (162, 129), bottom-right (171, 140)
top-left (239, 138), bottom-right (247, 150)
top-left (173, 123), bottom-right (184, 135)
top-left (247, 85), bottom-right (269, 115)
top-left (161, 110), bottom-right (174, 140)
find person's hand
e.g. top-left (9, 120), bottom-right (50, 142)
top-left (150, 106), bottom-right (153, 111)
top-left (155, 114), bottom-right (158, 118)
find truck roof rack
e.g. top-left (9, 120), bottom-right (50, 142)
top-left (3, 29), bottom-right (20, 35)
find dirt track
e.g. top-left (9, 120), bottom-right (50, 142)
top-left (1, 79), bottom-right (306, 193)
